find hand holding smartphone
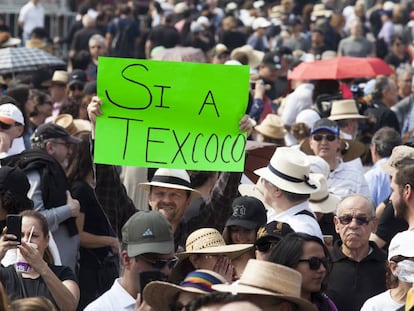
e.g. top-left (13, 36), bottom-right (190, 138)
top-left (6, 215), bottom-right (22, 244)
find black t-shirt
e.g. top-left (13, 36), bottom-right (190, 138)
top-left (71, 180), bottom-right (115, 264)
top-left (375, 199), bottom-right (408, 248)
top-left (0, 264), bottom-right (77, 308)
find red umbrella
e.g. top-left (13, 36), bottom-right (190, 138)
top-left (288, 56), bottom-right (394, 80)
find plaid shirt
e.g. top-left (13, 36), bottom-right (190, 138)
top-left (174, 171), bottom-right (242, 251)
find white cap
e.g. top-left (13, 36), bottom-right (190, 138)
top-left (388, 230), bottom-right (414, 261)
top-left (295, 109), bottom-right (321, 128)
top-left (0, 104), bottom-right (24, 125)
top-left (252, 17), bottom-right (271, 30)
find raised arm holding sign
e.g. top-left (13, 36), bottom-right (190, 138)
top-left (93, 57), bottom-right (250, 172)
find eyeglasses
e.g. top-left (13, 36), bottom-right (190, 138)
top-left (337, 215), bottom-right (373, 226)
top-left (298, 257), bottom-right (330, 270)
top-left (312, 134), bottom-right (337, 142)
top-left (0, 121), bottom-right (21, 130)
top-left (138, 255), bottom-right (179, 270)
top-left (254, 240), bottom-right (279, 253)
top-left (169, 302), bottom-right (191, 311)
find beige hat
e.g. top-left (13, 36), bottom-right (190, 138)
top-left (309, 174), bottom-right (340, 214)
top-left (328, 99), bottom-right (367, 121)
top-left (176, 228), bottom-right (252, 260)
top-left (0, 37), bottom-right (21, 48)
top-left (144, 269), bottom-right (227, 311)
top-left (42, 70), bottom-right (68, 87)
top-left (139, 168), bottom-right (201, 200)
top-left (53, 114), bottom-right (91, 136)
top-left (212, 259), bottom-right (317, 311)
top-left (254, 147), bottom-right (320, 194)
top-left (231, 45), bottom-right (264, 69)
top-left (238, 177), bottom-right (271, 209)
top-left (381, 145), bottom-right (414, 175)
top-left (254, 114), bottom-right (286, 139)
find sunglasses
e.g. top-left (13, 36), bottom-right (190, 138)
top-left (169, 302), bottom-right (191, 311)
top-left (138, 255), bottom-right (179, 270)
top-left (254, 240), bottom-right (279, 253)
top-left (337, 215), bottom-right (373, 226)
top-left (298, 257), bottom-right (330, 270)
top-left (0, 121), bottom-right (21, 130)
top-left (312, 134), bottom-right (337, 142)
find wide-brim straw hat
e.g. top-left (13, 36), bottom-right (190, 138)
top-left (139, 168), bottom-right (201, 200)
top-left (328, 99), bottom-right (367, 121)
top-left (309, 174), bottom-right (340, 214)
top-left (254, 147), bottom-right (320, 194)
top-left (212, 259), bottom-right (317, 311)
top-left (144, 269), bottom-right (227, 311)
top-left (254, 114), bottom-right (286, 139)
top-left (238, 178), bottom-right (272, 211)
top-left (230, 45), bottom-right (264, 69)
top-left (381, 145), bottom-right (414, 175)
top-left (53, 114), bottom-right (91, 136)
top-left (176, 228), bottom-right (252, 260)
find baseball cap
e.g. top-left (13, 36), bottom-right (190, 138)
top-left (68, 69), bottom-right (87, 88)
top-left (0, 103), bottom-right (24, 125)
top-left (310, 118), bottom-right (340, 136)
top-left (122, 210), bottom-right (174, 257)
top-left (31, 123), bottom-right (81, 144)
top-left (252, 17), bottom-right (271, 30)
top-left (388, 230), bottom-right (414, 260)
top-left (255, 221), bottom-right (294, 245)
top-left (262, 50), bottom-right (283, 70)
top-left (225, 196), bottom-right (267, 229)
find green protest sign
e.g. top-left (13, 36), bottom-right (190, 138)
top-left (94, 57), bottom-right (250, 171)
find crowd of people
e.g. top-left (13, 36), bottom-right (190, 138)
top-left (0, 0), bottom-right (414, 310)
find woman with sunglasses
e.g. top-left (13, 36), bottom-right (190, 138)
top-left (269, 232), bottom-right (338, 311)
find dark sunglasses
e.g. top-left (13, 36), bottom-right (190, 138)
top-left (138, 255), bottom-right (179, 270)
top-left (169, 302), bottom-right (191, 311)
top-left (0, 121), bottom-right (21, 130)
top-left (254, 240), bottom-right (279, 253)
top-left (298, 257), bottom-right (330, 270)
top-left (312, 134), bottom-right (336, 142)
top-left (69, 84), bottom-right (84, 91)
top-left (337, 215), bottom-right (373, 226)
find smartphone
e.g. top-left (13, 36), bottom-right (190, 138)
top-left (139, 270), bottom-right (166, 302)
top-left (6, 215), bottom-right (22, 244)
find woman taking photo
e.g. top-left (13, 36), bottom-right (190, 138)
top-left (269, 232), bottom-right (338, 311)
top-left (0, 210), bottom-right (79, 311)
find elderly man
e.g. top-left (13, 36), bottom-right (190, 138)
top-left (254, 146), bottom-right (323, 240)
top-left (84, 211), bottom-right (176, 311)
top-left (326, 194), bottom-right (387, 311)
top-left (309, 118), bottom-right (371, 199)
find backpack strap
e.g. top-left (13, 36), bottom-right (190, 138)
top-left (294, 209), bottom-right (316, 219)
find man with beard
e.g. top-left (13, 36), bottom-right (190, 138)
top-left (326, 194), bottom-right (387, 311)
top-left (390, 163), bottom-right (414, 229)
top-left (1, 123), bottom-right (81, 272)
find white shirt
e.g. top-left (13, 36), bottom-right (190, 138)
top-left (267, 201), bottom-right (323, 240)
top-left (84, 278), bottom-right (136, 311)
top-left (328, 158), bottom-right (372, 199)
top-left (360, 289), bottom-right (403, 311)
top-left (18, 1), bottom-right (45, 38)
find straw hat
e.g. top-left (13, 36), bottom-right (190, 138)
top-left (144, 269), bottom-right (227, 311)
top-left (328, 99), bottom-right (367, 121)
top-left (42, 70), bottom-right (68, 87)
top-left (254, 147), bottom-right (320, 194)
top-left (254, 114), bottom-right (286, 139)
top-left (139, 168), bottom-right (201, 200)
top-left (380, 145), bottom-right (414, 175)
top-left (231, 45), bottom-right (264, 69)
top-left (53, 114), bottom-right (91, 136)
top-left (0, 37), bottom-right (21, 48)
top-left (176, 228), bottom-right (252, 260)
top-left (212, 259), bottom-right (317, 311)
top-left (309, 174), bottom-right (340, 214)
